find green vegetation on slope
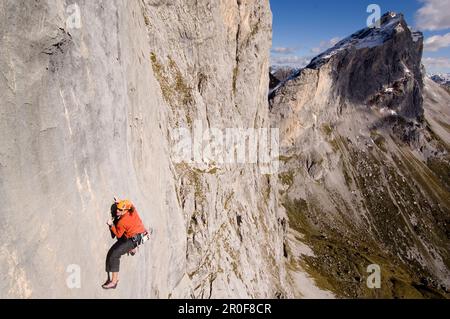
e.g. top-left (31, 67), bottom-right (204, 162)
top-left (282, 127), bottom-right (449, 298)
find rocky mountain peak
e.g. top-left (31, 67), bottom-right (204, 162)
top-left (308, 12), bottom-right (423, 70)
top-left (269, 11), bottom-right (450, 298)
top-left (271, 11), bottom-right (425, 119)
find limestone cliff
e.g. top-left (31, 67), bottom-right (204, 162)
top-left (0, 0), bottom-right (294, 298)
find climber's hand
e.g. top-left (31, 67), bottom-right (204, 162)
top-left (107, 218), bottom-right (114, 227)
top-left (113, 196), bottom-right (119, 204)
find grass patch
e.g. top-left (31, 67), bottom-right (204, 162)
top-left (232, 66), bottom-right (238, 95)
top-left (370, 130), bottom-right (388, 153)
top-left (169, 57), bottom-right (194, 106)
top-left (279, 155), bottom-right (292, 163)
top-left (279, 171), bottom-right (294, 188)
top-left (427, 157), bottom-right (450, 190)
top-left (150, 53), bottom-right (194, 127)
top-left (224, 192), bottom-right (234, 211)
top-left (321, 123), bottom-right (333, 137)
top-left (150, 52), bottom-right (173, 103)
top-left (175, 163), bottom-right (206, 204)
top-left (341, 160), bottom-right (353, 188)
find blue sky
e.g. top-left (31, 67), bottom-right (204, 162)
top-left (270, 0), bottom-right (450, 73)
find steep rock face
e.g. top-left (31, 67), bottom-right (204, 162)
top-left (0, 0), bottom-right (290, 298)
top-left (144, 0), bottom-right (290, 298)
top-left (270, 13), bottom-right (450, 298)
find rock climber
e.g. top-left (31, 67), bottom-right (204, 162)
top-left (102, 199), bottom-right (148, 289)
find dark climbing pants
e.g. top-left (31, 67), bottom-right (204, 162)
top-left (105, 238), bottom-right (136, 272)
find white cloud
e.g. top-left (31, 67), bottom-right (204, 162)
top-left (424, 33), bottom-right (450, 51)
top-left (422, 57), bottom-right (450, 72)
top-left (271, 47), bottom-right (297, 54)
top-left (271, 55), bottom-right (312, 68)
top-left (416, 0), bottom-right (450, 31)
top-left (311, 37), bottom-right (342, 54)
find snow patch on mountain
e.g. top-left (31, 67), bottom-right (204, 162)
top-left (308, 12), bottom-right (422, 69)
top-left (428, 73), bottom-right (450, 85)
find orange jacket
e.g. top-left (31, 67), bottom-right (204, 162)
top-left (110, 209), bottom-right (146, 239)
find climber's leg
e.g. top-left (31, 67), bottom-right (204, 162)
top-left (103, 238), bottom-right (135, 289)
